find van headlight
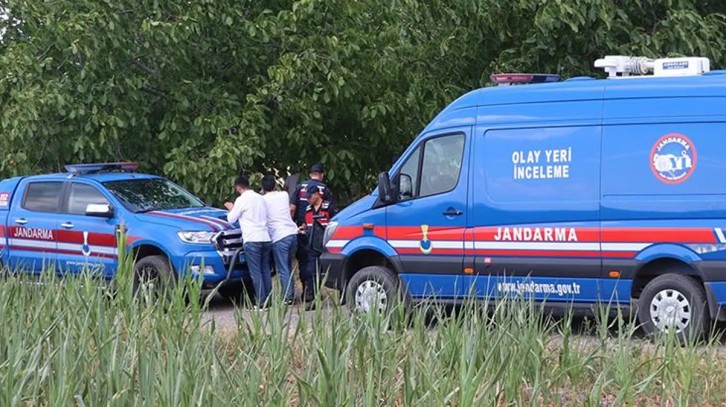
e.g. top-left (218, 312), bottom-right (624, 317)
top-left (177, 231), bottom-right (216, 244)
top-left (323, 221), bottom-right (338, 248)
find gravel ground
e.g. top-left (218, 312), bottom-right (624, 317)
top-left (200, 292), bottom-right (726, 354)
top-left (200, 289), bottom-right (338, 337)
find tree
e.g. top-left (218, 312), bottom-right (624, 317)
top-left (1, 0), bottom-right (724, 205)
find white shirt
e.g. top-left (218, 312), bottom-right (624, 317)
top-left (227, 190), bottom-right (271, 243)
top-left (263, 191), bottom-right (299, 243)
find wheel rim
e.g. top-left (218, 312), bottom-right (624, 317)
top-left (354, 280), bottom-right (388, 313)
top-left (136, 265), bottom-right (162, 295)
top-left (649, 288), bottom-right (692, 334)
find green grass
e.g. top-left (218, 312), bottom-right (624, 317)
top-left (1, 260), bottom-right (726, 405)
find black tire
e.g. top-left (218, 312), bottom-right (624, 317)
top-left (217, 278), bottom-right (256, 304)
top-left (346, 266), bottom-right (409, 315)
top-left (133, 255), bottom-right (177, 300)
top-left (637, 273), bottom-right (709, 343)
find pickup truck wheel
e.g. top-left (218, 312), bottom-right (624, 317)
top-left (133, 255), bottom-right (176, 300)
top-left (637, 273), bottom-right (709, 343)
top-left (217, 278), bottom-right (256, 305)
top-left (346, 266), bottom-right (409, 315)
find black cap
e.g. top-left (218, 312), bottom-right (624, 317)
top-left (310, 163), bottom-right (325, 174)
top-left (306, 180), bottom-right (325, 198)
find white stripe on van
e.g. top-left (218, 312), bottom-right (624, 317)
top-left (327, 239), bottom-right (655, 253)
top-left (8, 238), bottom-right (55, 249)
top-left (473, 241), bottom-right (601, 251)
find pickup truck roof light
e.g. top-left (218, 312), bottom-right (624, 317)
top-left (490, 73), bottom-right (560, 86)
top-left (64, 162), bottom-right (140, 175)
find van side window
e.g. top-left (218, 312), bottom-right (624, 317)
top-left (22, 182), bottom-right (63, 212)
top-left (399, 147), bottom-right (421, 200)
top-left (398, 133), bottom-right (465, 200)
top-left (67, 183), bottom-right (109, 215)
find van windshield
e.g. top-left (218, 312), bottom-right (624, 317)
top-left (103, 178), bottom-right (204, 213)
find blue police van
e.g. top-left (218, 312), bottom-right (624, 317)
top-left (0, 163), bottom-right (250, 298)
top-left (320, 55), bottom-right (726, 339)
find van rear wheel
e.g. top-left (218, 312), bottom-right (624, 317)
top-left (637, 273), bottom-right (709, 343)
top-left (346, 266), bottom-right (408, 315)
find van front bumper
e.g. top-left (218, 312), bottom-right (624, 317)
top-left (320, 252), bottom-right (345, 291)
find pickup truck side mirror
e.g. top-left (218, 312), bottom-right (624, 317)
top-left (377, 172), bottom-right (397, 204)
top-left (86, 203), bottom-right (115, 218)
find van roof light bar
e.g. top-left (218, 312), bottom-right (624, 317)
top-left (594, 55), bottom-right (710, 78)
top-left (490, 73), bottom-right (560, 86)
top-left (65, 162), bottom-right (140, 174)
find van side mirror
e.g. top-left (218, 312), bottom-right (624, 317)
top-left (377, 172), bottom-right (396, 203)
top-left (86, 203), bottom-right (114, 218)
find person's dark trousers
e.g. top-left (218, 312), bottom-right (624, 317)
top-left (272, 234), bottom-right (298, 302)
top-left (301, 250), bottom-right (321, 302)
top-left (244, 241), bottom-right (273, 307)
top-left (295, 233), bottom-right (309, 292)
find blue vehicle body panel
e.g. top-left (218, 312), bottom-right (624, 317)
top-left (0, 172), bottom-right (247, 285)
top-left (322, 72), bottom-right (726, 317)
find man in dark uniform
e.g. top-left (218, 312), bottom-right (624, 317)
top-left (300, 181), bottom-right (337, 309)
top-left (289, 163), bottom-right (335, 301)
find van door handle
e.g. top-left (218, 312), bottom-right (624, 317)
top-left (15, 218), bottom-right (28, 225)
top-left (61, 222), bottom-right (74, 229)
top-left (442, 208), bottom-right (463, 216)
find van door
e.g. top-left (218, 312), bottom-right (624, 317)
top-left (6, 181), bottom-right (63, 273)
top-left (386, 127), bottom-right (470, 299)
top-left (57, 182), bottom-right (118, 278)
top-left (467, 125), bottom-right (603, 303)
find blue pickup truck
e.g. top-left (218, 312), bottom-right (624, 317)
top-left (0, 162), bottom-right (249, 297)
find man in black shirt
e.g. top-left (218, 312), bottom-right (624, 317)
top-left (300, 183), bottom-right (336, 309)
top-left (289, 163), bottom-right (336, 301)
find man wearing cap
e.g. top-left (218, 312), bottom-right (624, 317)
top-left (290, 163), bottom-right (336, 301)
top-left (299, 182), bottom-right (337, 308)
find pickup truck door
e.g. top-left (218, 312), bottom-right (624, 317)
top-left (6, 180), bottom-right (63, 273)
top-left (56, 181), bottom-right (118, 278)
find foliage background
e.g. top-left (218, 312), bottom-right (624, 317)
top-left (1, 0), bottom-right (725, 205)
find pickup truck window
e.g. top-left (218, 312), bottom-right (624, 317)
top-left (68, 184), bottom-right (110, 215)
top-left (22, 182), bottom-right (63, 212)
top-left (103, 178), bottom-right (204, 213)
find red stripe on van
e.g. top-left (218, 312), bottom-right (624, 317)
top-left (471, 227), bottom-right (600, 242)
top-left (386, 226), bottom-right (465, 241)
top-left (601, 228), bottom-right (715, 243)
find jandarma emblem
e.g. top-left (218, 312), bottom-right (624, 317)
top-left (419, 224), bottom-right (432, 254)
top-left (650, 133), bottom-right (697, 184)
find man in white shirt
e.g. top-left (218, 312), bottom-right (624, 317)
top-left (261, 175), bottom-right (299, 305)
top-left (224, 175), bottom-right (272, 308)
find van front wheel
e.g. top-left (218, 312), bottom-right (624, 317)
top-left (637, 273), bottom-right (709, 342)
top-left (346, 266), bottom-right (406, 314)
